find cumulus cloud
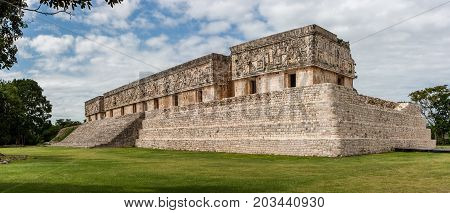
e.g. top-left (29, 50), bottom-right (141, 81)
top-left (0, 70), bottom-right (24, 80)
top-left (29, 35), bottom-right (74, 55)
top-left (84, 0), bottom-right (141, 29)
top-left (145, 34), bottom-right (169, 48)
top-left (199, 21), bottom-right (231, 35)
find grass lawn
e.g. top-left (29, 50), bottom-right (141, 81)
top-left (437, 145), bottom-right (450, 149)
top-left (1, 146), bottom-right (449, 193)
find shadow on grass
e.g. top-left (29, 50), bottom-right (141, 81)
top-left (143, 185), bottom-right (247, 193)
top-left (0, 182), bottom-right (290, 193)
top-left (0, 182), bottom-right (126, 193)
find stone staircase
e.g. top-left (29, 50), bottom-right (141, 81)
top-left (54, 113), bottom-right (144, 148)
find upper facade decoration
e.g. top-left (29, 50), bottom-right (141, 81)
top-left (230, 25), bottom-right (355, 80)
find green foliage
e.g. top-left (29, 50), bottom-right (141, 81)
top-left (0, 0), bottom-right (26, 69)
top-left (51, 126), bottom-right (78, 142)
top-left (41, 119), bottom-right (81, 142)
top-left (41, 125), bottom-right (62, 142)
top-left (0, 79), bottom-right (52, 145)
top-left (409, 85), bottom-right (450, 144)
top-left (0, 0), bottom-right (123, 70)
top-left (55, 119), bottom-right (81, 128)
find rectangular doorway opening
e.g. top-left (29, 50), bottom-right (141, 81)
top-left (173, 94), bottom-right (179, 106)
top-left (143, 102), bottom-right (147, 111)
top-left (154, 99), bottom-right (159, 109)
top-left (289, 73), bottom-right (297, 88)
top-left (249, 79), bottom-right (257, 94)
top-left (338, 76), bottom-right (345, 86)
top-left (197, 90), bottom-right (203, 103)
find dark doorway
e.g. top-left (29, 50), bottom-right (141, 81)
top-left (289, 74), bottom-right (297, 88)
top-left (173, 94), bottom-right (179, 106)
top-left (338, 76), bottom-right (345, 86)
top-left (143, 102), bottom-right (147, 111)
top-left (250, 79), bottom-right (257, 94)
top-left (154, 99), bottom-right (159, 109)
top-left (197, 90), bottom-right (203, 103)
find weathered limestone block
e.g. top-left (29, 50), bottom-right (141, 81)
top-left (135, 84), bottom-right (434, 156)
top-left (85, 96), bottom-right (104, 117)
top-left (54, 113), bottom-right (144, 148)
top-left (230, 24), bottom-right (355, 81)
top-left (103, 53), bottom-right (231, 111)
top-left (328, 85), bottom-right (435, 155)
top-left (137, 84), bottom-right (342, 156)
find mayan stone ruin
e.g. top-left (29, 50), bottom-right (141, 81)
top-left (56, 24), bottom-right (436, 157)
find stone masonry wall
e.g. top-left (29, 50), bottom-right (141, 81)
top-left (136, 84), bottom-right (434, 156)
top-left (103, 53), bottom-right (230, 111)
top-left (55, 113), bottom-right (144, 148)
top-left (329, 86), bottom-right (435, 155)
top-left (137, 84), bottom-right (341, 156)
top-left (62, 84), bottom-right (434, 156)
top-left (85, 96), bottom-right (104, 117)
top-left (230, 25), bottom-right (355, 81)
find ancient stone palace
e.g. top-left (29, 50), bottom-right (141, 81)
top-left (56, 24), bottom-right (435, 156)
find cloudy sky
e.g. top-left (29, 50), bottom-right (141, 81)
top-left (1, 0), bottom-right (449, 121)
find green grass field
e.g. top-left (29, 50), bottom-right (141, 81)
top-left (1, 147), bottom-right (449, 193)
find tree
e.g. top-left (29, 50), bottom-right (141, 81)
top-left (12, 79), bottom-right (52, 144)
top-left (55, 119), bottom-right (81, 128)
top-left (0, 0), bottom-right (123, 70)
top-left (409, 85), bottom-right (450, 145)
top-left (0, 81), bottom-right (23, 145)
top-left (0, 79), bottom-right (52, 145)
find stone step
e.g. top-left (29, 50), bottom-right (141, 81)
top-left (54, 113), bottom-right (144, 148)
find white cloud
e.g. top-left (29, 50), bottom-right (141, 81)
top-left (199, 21), bottom-right (231, 35)
top-left (153, 11), bottom-right (186, 27)
top-left (15, 37), bottom-right (33, 59)
top-left (29, 35), bottom-right (74, 55)
top-left (0, 70), bottom-right (24, 80)
top-left (83, 0), bottom-right (142, 29)
top-left (145, 34), bottom-right (169, 48)
top-left (130, 16), bottom-right (155, 29)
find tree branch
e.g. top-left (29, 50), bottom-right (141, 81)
top-left (22, 7), bottom-right (72, 16)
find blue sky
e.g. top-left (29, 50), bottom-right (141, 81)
top-left (1, 0), bottom-right (449, 122)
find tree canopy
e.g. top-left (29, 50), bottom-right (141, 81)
top-left (0, 79), bottom-right (52, 145)
top-left (409, 85), bottom-right (450, 144)
top-left (0, 0), bottom-right (123, 70)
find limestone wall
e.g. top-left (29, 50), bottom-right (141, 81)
top-left (137, 84), bottom-right (341, 156)
top-left (102, 53), bottom-right (230, 111)
top-left (55, 113), bottom-right (144, 148)
top-left (85, 96), bottom-right (104, 117)
top-left (233, 67), bottom-right (353, 97)
top-left (230, 24), bottom-right (355, 81)
top-left (136, 84), bottom-right (434, 156)
top-left (330, 86), bottom-right (435, 155)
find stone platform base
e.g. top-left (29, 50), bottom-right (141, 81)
top-left (54, 113), bottom-right (144, 148)
top-left (57, 84), bottom-right (435, 156)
